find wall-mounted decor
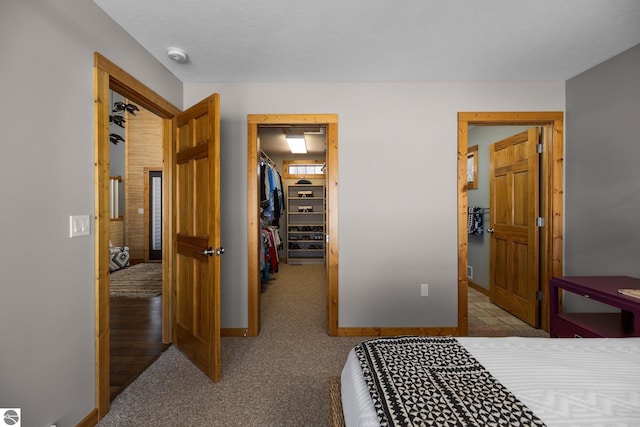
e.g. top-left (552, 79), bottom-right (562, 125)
top-left (467, 144), bottom-right (478, 190)
top-left (109, 101), bottom-right (139, 145)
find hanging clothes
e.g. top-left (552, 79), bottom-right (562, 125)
top-left (468, 207), bottom-right (484, 236)
top-left (259, 159), bottom-right (284, 223)
top-left (258, 154), bottom-right (284, 282)
top-left (262, 226), bottom-right (281, 275)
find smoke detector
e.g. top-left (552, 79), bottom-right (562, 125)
top-left (167, 47), bottom-right (188, 63)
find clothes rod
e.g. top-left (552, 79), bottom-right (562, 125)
top-left (259, 150), bottom-right (276, 167)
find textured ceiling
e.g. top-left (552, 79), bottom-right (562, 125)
top-left (94, 0), bottom-right (640, 83)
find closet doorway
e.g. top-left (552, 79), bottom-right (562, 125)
top-left (247, 115), bottom-right (339, 337)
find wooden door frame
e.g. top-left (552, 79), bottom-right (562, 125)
top-left (457, 112), bottom-right (564, 335)
top-left (246, 114), bottom-right (339, 337)
top-left (94, 53), bottom-right (180, 419)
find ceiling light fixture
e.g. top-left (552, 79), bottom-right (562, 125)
top-left (286, 135), bottom-right (307, 154)
top-left (167, 47), bottom-right (188, 63)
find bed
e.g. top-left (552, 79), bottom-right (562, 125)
top-left (340, 336), bottom-right (640, 426)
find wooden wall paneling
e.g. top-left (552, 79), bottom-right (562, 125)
top-left (125, 104), bottom-right (163, 263)
top-left (109, 219), bottom-right (124, 247)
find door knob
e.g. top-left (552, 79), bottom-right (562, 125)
top-left (487, 228), bottom-right (495, 234)
top-left (203, 247), bottom-right (225, 256)
top-left (203, 247), bottom-right (215, 256)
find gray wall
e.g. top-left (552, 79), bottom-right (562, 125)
top-left (0, 1), bottom-right (182, 425)
top-left (184, 82), bottom-right (565, 328)
top-left (5, 0), bottom-right (633, 422)
top-left (467, 126), bottom-right (530, 290)
top-left (564, 43), bottom-right (640, 311)
top-left (110, 91), bottom-right (126, 217)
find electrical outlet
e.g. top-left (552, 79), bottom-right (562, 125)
top-left (421, 283), bottom-right (429, 296)
top-left (467, 265), bottom-right (473, 280)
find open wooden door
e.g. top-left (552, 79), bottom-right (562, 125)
top-left (489, 128), bottom-right (540, 327)
top-left (173, 94), bottom-right (222, 381)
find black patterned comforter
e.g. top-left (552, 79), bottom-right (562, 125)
top-left (354, 336), bottom-right (545, 426)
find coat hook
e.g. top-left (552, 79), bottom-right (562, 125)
top-left (109, 133), bottom-right (125, 145)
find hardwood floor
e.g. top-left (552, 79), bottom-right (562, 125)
top-left (110, 295), bottom-right (169, 401)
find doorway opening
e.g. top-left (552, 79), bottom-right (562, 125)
top-left (246, 115), bottom-right (339, 337)
top-left (107, 91), bottom-right (168, 401)
top-left (457, 112), bottom-right (564, 335)
top-left (94, 53), bottom-right (180, 419)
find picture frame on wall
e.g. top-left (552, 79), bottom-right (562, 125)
top-left (467, 145), bottom-right (478, 190)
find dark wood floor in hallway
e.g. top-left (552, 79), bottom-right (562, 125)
top-left (110, 295), bottom-right (169, 401)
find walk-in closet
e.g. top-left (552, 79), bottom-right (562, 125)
top-left (258, 125), bottom-right (327, 287)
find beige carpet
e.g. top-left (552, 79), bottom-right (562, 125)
top-left (109, 263), bottom-right (162, 298)
top-left (99, 263), bottom-right (363, 426)
top-left (99, 263), bottom-right (549, 426)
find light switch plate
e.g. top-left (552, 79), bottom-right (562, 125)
top-left (421, 283), bottom-right (429, 297)
top-left (70, 215), bottom-right (90, 238)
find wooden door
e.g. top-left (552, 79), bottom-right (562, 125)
top-left (489, 128), bottom-right (540, 327)
top-left (173, 94), bottom-right (222, 381)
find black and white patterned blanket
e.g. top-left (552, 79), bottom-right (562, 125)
top-left (354, 336), bottom-right (545, 426)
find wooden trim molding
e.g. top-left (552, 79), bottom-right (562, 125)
top-left (468, 280), bottom-right (490, 296)
top-left (95, 54), bottom-right (180, 118)
top-left (247, 114), bottom-right (339, 337)
top-left (76, 408), bottom-right (99, 427)
top-left (93, 59), bottom-right (111, 420)
top-left (325, 121), bottom-right (339, 336)
top-left (221, 328), bottom-right (250, 337)
top-left (94, 52), bottom-right (179, 420)
top-left (246, 122), bottom-right (260, 336)
top-left (457, 112), bottom-right (564, 334)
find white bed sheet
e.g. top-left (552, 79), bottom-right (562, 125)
top-left (341, 337), bottom-right (640, 426)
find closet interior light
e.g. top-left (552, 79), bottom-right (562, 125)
top-left (286, 135), bottom-right (307, 154)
